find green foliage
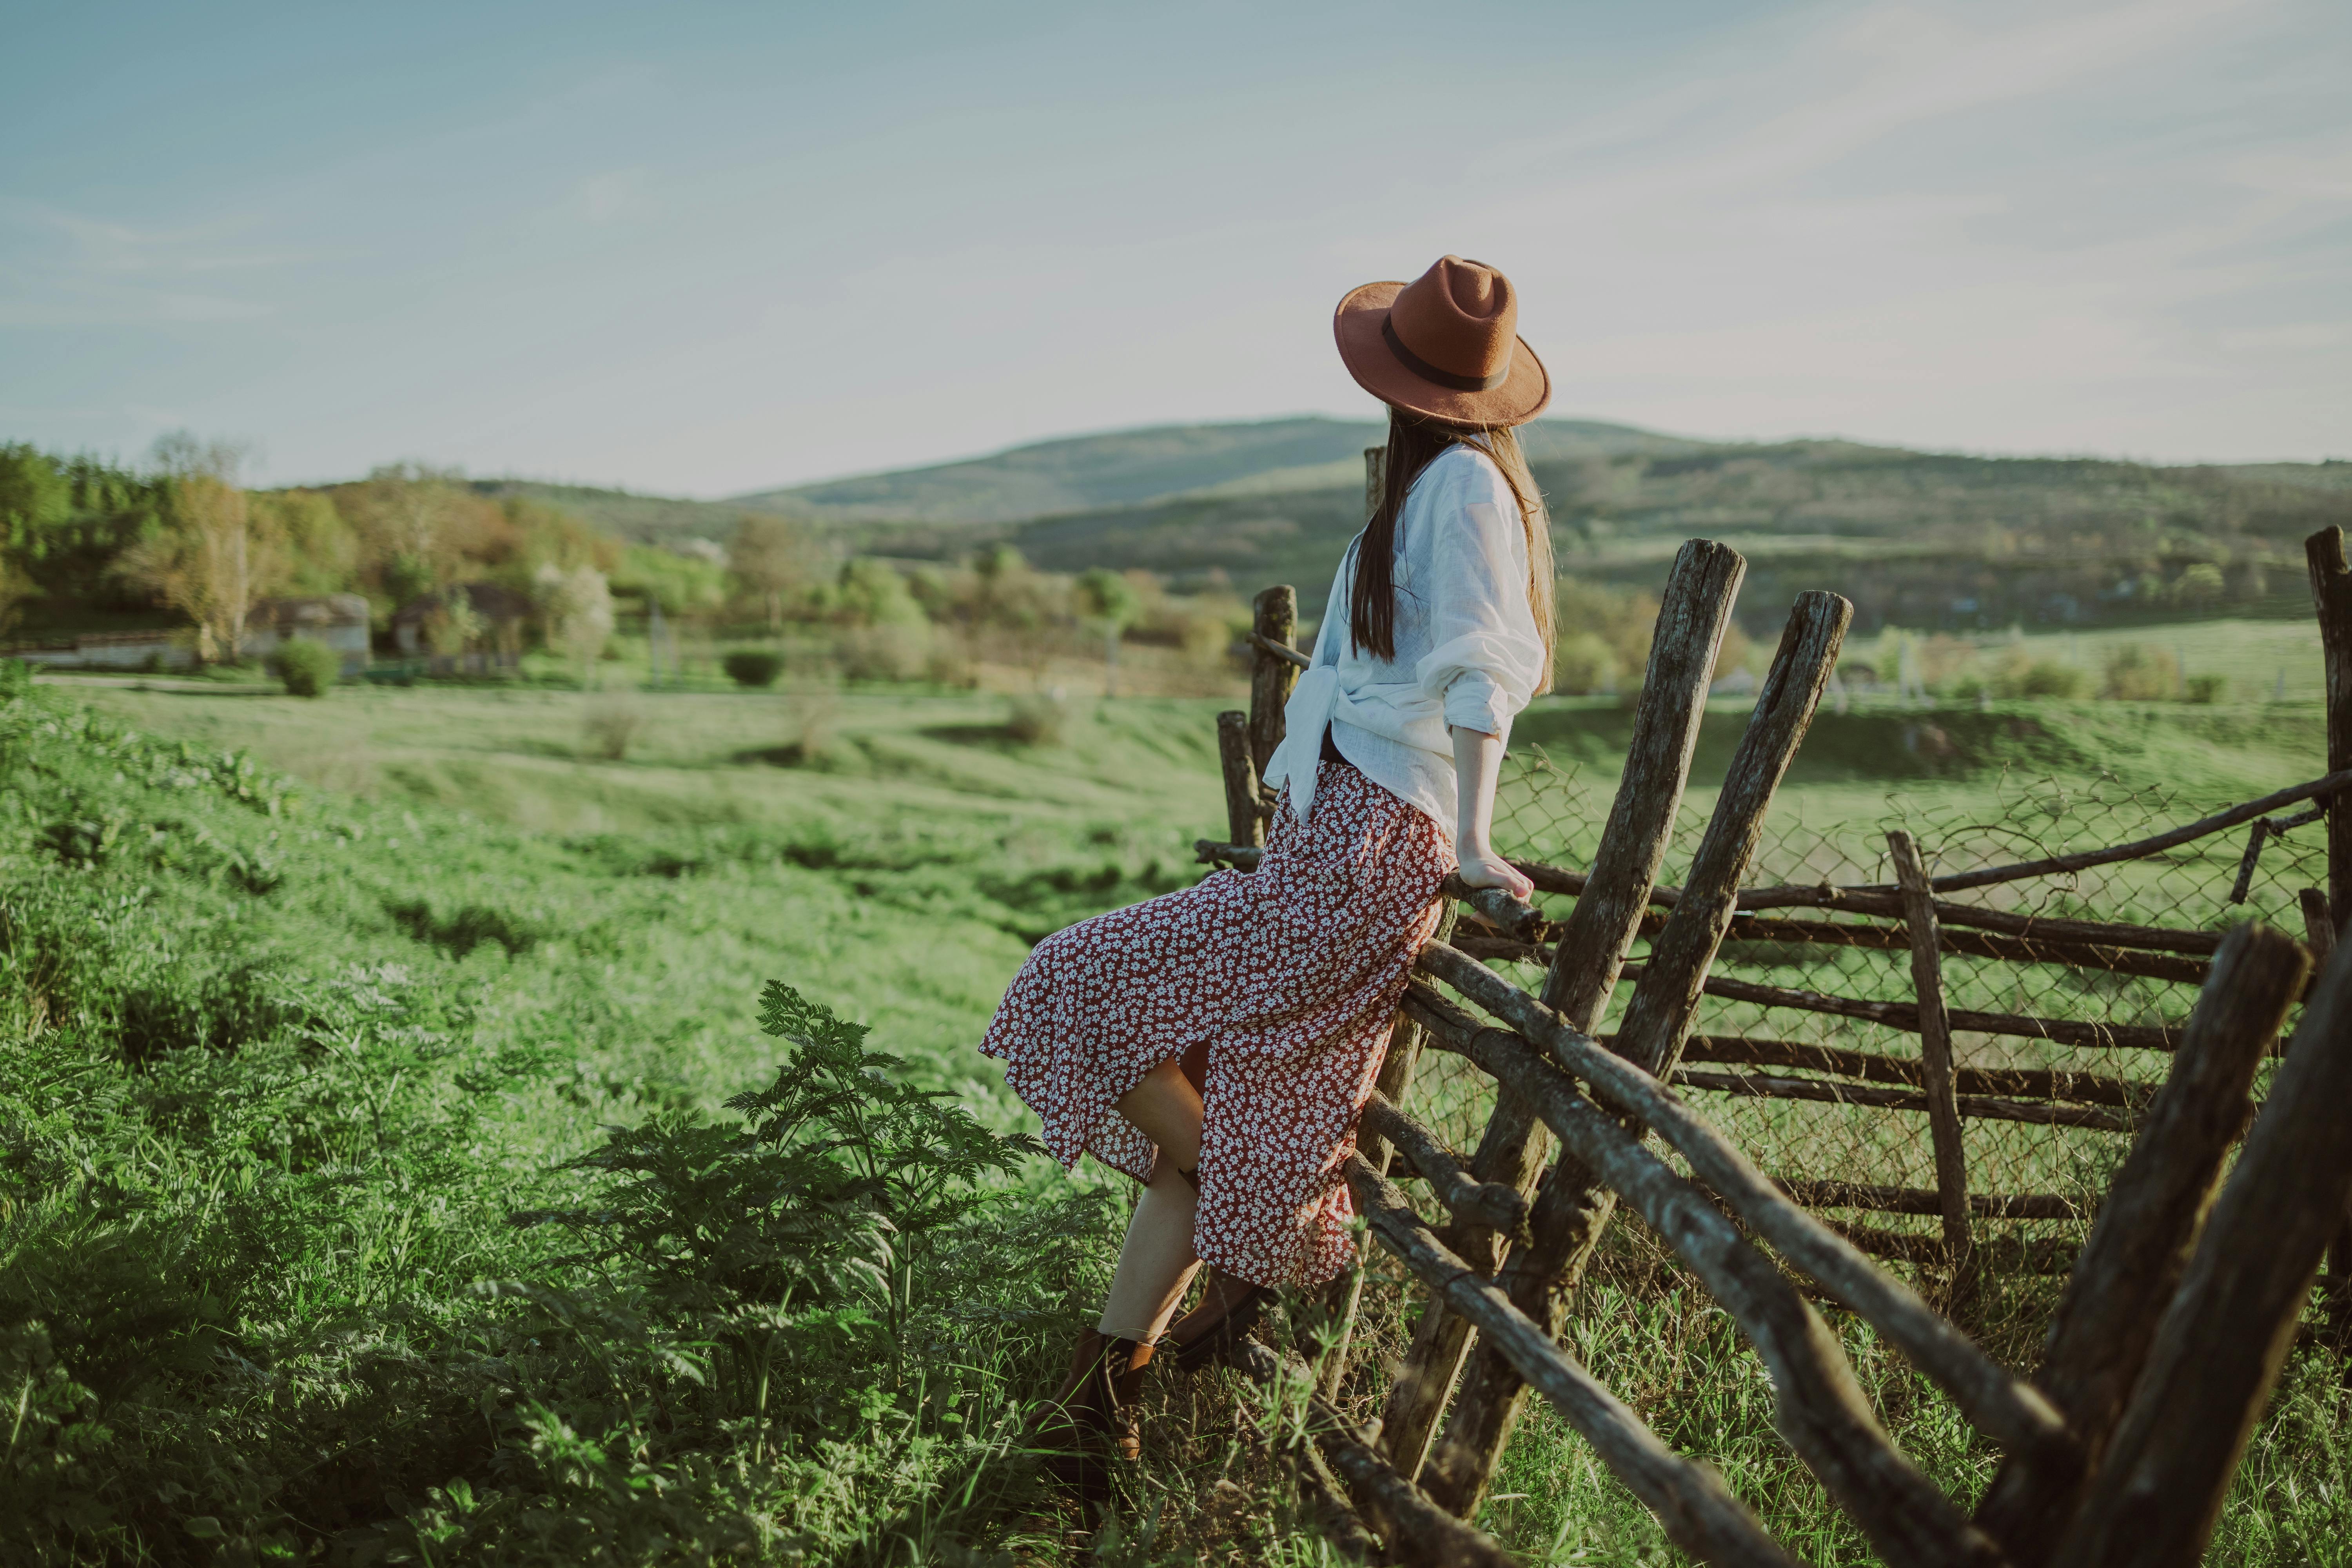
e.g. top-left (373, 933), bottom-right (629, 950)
top-left (613, 541), bottom-right (726, 616)
top-left (2102, 642), bottom-right (2181, 700)
top-left (270, 636), bottom-right (342, 696)
top-left (1552, 630), bottom-right (1619, 695)
top-left (1970, 649), bottom-right (2087, 700)
top-left (0, 682), bottom-right (1129, 1564)
top-left (1005, 693), bottom-right (1069, 747)
top-left (1554, 577), bottom-right (1659, 683)
top-left (1074, 566), bottom-right (1140, 629)
top-left (723, 648), bottom-right (786, 687)
top-left (252, 489), bottom-right (358, 596)
top-left (524, 983), bottom-right (1042, 1347)
top-left (0, 444), bottom-right (172, 625)
top-left (837, 558), bottom-right (927, 630)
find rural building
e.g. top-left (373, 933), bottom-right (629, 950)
top-left (243, 594), bottom-right (372, 673)
top-left (390, 583), bottom-right (532, 673)
top-left (4, 628), bottom-right (193, 671)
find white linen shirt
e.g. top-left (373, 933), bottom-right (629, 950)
top-left (1262, 443), bottom-right (1548, 842)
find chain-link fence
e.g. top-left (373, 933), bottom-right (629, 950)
top-left (1401, 738), bottom-right (2325, 1335)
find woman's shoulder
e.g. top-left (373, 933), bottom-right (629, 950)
top-left (1403, 444), bottom-right (1518, 548)
top-left (1413, 442), bottom-right (1514, 506)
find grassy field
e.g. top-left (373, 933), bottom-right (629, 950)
top-left (9, 651), bottom-right (2348, 1564)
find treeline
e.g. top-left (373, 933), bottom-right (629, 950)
top-left (0, 439), bottom-right (633, 657)
top-left (0, 438), bottom-right (1248, 682)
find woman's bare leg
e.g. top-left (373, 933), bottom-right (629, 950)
top-left (1114, 1058), bottom-right (1203, 1172)
top-left (1096, 1160), bottom-right (1201, 1340)
top-left (1094, 1058), bottom-right (1208, 1341)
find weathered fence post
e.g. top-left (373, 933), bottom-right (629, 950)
top-left (1888, 829), bottom-right (1974, 1304)
top-left (1974, 922), bottom-right (2308, 1563)
top-left (1422, 588), bottom-right (1850, 1521)
top-left (1216, 711), bottom-right (1263, 847)
top-left (1377, 539), bottom-right (1746, 1482)
top-left (1249, 585), bottom-right (1299, 779)
top-left (2308, 527), bottom-right (2352, 935)
top-left (2057, 932), bottom-right (2352, 1568)
top-left (2305, 526), bottom-right (2352, 1354)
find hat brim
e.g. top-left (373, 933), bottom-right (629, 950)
top-left (1333, 279), bottom-right (1551, 428)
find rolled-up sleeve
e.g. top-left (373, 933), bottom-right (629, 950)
top-left (1411, 454), bottom-right (1547, 737)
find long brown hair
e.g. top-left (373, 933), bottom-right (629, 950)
top-left (1347, 406), bottom-right (1555, 690)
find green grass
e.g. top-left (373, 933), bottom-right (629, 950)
top-left (16, 643), bottom-right (2352, 1564)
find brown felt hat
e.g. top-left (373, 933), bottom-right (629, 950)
top-left (1333, 255), bottom-right (1550, 428)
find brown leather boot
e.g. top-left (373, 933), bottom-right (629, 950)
top-left (1029, 1327), bottom-right (1154, 1502)
top-left (1165, 1269), bottom-right (1271, 1373)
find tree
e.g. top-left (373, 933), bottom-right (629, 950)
top-left (345, 462), bottom-right (472, 603)
top-left (537, 562), bottom-right (615, 686)
top-left (122, 435), bottom-right (287, 662)
top-left (837, 558), bottom-right (927, 630)
top-left (0, 557), bottom-right (32, 637)
top-left (1, 445), bottom-right (170, 626)
top-left (250, 490), bottom-right (358, 595)
top-left (729, 514), bottom-right (822, 630)
top-left (1074, 567), bottom-right (1140, 696)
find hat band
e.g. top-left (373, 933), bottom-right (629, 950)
top-left (1382, 315), bottom-right (1509, 393)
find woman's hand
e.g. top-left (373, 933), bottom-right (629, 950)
top-left (1454, 848), bottom-right (1534, 901)
top-left (1449, 726), bottom-right (1532, 900)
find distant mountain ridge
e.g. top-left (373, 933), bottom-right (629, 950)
top-left (729, 416), bottom-right (1703, 526)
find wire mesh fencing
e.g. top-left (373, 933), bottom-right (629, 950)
top-left (1401, 740), bottom-right (2325, 1338)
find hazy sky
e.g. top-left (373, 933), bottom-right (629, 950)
top-left (4, 0), bottom-right (2346, 494)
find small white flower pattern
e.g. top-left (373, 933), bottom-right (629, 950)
top-left (980, 759), bottom-right (1452, 1289)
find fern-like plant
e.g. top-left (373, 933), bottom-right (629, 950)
top-left (519, 981), bottom-right (1041, 1356)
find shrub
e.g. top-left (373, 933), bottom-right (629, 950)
top-left (787, 693), bottom-right (839, 765)
top-left (2102, 642), bottom-right (2179, 701)
top-left (836, 624), bottom-right (928, 682)
top-left (1553, 632), bottom-right (1618, 696)
top-left (2185, 673), bottom-right (2227, 704)
top-left (722, 650), bottom-right (785, 688)
top-left (583, 697), bottom-right (644, 760)
top-left (270, 638), bottom-right (341, 697)
top-left (1985, 652), bottom-right (2085, 699)
top-left (1006, 693), bottom-right (1069, 746)
top-left (924, 642), bottom-right (975, 688)
top-left (1553, 577), bottom-right (1659, 681)
top-left (2010, 659), bottom-right (2085, 699)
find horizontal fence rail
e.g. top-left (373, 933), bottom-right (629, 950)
top-left (1178, 528), bottom-right (2352, 1565)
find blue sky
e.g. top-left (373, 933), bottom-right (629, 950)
top-left (4, 0), bottom-right (2346, 493)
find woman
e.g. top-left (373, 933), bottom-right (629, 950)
top-left (981, 254), bottom-right (1555, 1486)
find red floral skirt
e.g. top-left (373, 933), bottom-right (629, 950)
top-left (980, 757), bottom-right (1453, 1288)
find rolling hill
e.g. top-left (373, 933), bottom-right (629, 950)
top-left (467, 416), bottom-right (2352, 638)
top-left (855, 432), bottom-right (2352, 634)
top-left (729, 416), bottom-right (1707, 525)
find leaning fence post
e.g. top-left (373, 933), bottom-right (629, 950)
top-left (2306, 527), bottom-right (2352, 1356)
top-left (1249, 585), bottom-right (1299, 779)
top-left (2056, 932), bottom-right (2352, 1568)
top-left (1377, 539), bottom-right (1747, 1483)
top-left (1888, 829), bottom-right (1974, 1305)
top-left (1423, 587), bottom-right (1848, 1522)
top-left (1974, 923), bottom-right (2307, 1564)
top-left (2308, 527), bottom-right (2352, 936)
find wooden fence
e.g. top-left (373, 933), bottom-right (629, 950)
top-left (1168, 481), bottom-right (2352, 1564)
